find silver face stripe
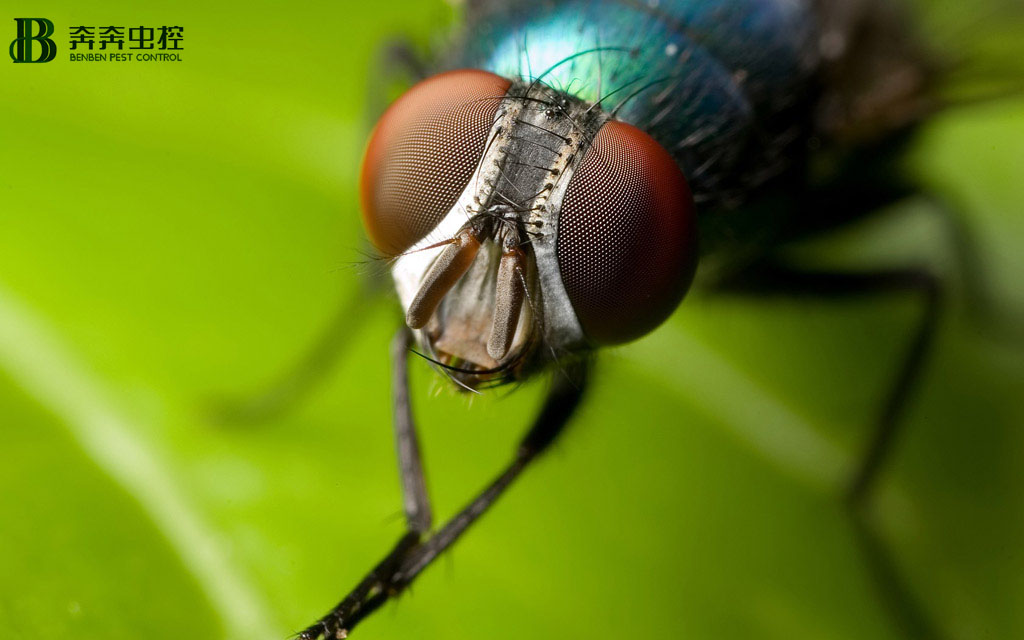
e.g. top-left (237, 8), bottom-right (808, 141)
top-left (526, 105), bottom-right (598, 358)
top-left (389, 96), bottom-right (518, 361)
top-left (390, 81), bottom-right (607, 374)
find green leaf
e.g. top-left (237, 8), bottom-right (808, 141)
top-left (1, 2), bottom-right (1022, 639)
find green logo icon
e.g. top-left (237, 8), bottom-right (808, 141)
top-left (10, 18), bottom-right (56, 63)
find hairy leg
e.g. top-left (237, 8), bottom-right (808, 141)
top-left (214, 277), bottom-right (387, 423)
top-left (215, 34), bottom-right (434, 425)
top-left (715, 261), bottom-right (945, 640)
top-left (299, 332), bottom-right (590, 640)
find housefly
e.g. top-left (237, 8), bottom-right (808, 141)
top-left (220, 1), bottom-right (1023, 638)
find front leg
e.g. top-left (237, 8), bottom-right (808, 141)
top-left (299, 328), bottom-right (433, 639)
top-left (299, 333), bottom-right (590, 639)
top-left (214, 272), bottom-right (388, 424)
top-left (390, 329), bottom-right (432, 534)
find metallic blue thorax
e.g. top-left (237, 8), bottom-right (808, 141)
top-left (453, 0), bottom-right (819, 202)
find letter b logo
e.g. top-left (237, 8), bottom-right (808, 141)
top-left (10, 18), bottom-right (56, 63)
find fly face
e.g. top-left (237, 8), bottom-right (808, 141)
top-left (360, 69), bottom-right (699, 389)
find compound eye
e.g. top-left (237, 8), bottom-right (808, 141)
top-left (360, 69), bottom-right (511, 256)
top-left (557, 120), bottom-right (698, 345)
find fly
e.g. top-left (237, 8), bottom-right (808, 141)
top-left (223, 1), bottom-right (1010, 638)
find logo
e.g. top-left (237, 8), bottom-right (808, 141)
top-left (10, 18), bottom-right (56, 63)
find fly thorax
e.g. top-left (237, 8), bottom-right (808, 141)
top-left (390, 80), bottom-right (609, 387)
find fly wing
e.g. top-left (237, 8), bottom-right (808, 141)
top-left (810, 0), bottom-right (938, 144)
top-left (811, 0), bottom-right (1024, 144)
top-left (460, 0), bottom-right (555, 27)
top-left (461, 0), bottom-right (550, 15)
top-left (918, 0), bottom-right (1024, 103)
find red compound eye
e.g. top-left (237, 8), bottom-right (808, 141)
top-left (557, 120), bottom-right (698, 345)
top-left (360, 69), bottom-right (511, 256)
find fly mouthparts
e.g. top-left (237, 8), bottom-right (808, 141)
top-left (404, 219), bottom-right (530, 367)
top-left (405, 225), bottom-right (483, 329)
top-left (487, 246), bottom-right (526, 361)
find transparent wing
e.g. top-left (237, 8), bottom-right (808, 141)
top-left (912, 0), bottom-right (1024, 103)
top-left (812, 0), bottom-right (1024, 142)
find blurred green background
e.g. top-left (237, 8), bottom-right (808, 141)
top-left (2, 1), bottom-right (1023, 639)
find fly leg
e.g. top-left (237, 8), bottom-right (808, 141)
top-left (378, 37), bottom-right (430, 83)
top-left (715, 261), bottom-right (944, 640)
top-left (215, 34), bottom-right (431, 426)
top-left (365, 37), bottom-right (432, 122)
top-left (922, 193), bottom-right (1014, 337)
top-left (391, 329), bottom-right (432, 534)
top-left (214, 276), bottom-right (387, 424)
top-left (299, 341), bottom-right (589, 640)
top-left (298, 328), bottom-right (431, 640)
